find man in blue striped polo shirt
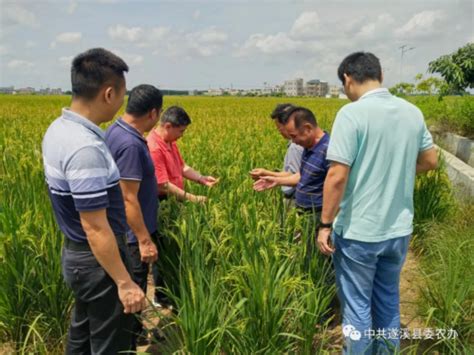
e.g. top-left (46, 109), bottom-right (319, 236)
top-left (42, 48), bottom-right (146, 354)
top-left (317, 52), bottom-right (437, 354)
top-left (253, 107), bottom-right (330, 217)
top-left (253, 107), bottom-right (330, 261)
top-left (250, 103), bottom-right (304, 209)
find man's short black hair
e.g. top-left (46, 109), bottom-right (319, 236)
top-left (286, 106), bottom-right (318, 128)
top-left (337, 52), bottom-right (382, 85)
top-left (161, 106), bottom-right (191, 127)
top-left (71, 48), bottom-right (129, 100)
top-left (270, 103), bottom-right (295, 124)
top-left (126, 84), bottom-right (163, 116)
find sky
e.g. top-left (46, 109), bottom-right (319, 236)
top-left (0, 0), bottom-right (473, 91)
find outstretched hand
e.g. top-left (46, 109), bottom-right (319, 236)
top-left (253, 177), bottom-right (278, 192)
top-left (249, 168), bottom-right (268, 181)
top-left (200, 176), bottom-right (219, 187)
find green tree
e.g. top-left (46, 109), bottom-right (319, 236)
top-left (389, 82), bottom-right (415, 96)
top-left (415, 74), bottom-right (448, 95)
top-left (428, 43), bottom-right (474, 95)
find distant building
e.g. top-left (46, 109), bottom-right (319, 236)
top-left (0, 86), bottom-right (14, 94)
top-left (17, 87), bottom-right (35, 94)
top-left (262, 86), bottom-right (273, 96)
top-left (305, 79), bottom-right (329, 97)
top-left (188, 90), bottom-right (197, 96)
top-left (38, 88), bottom-right (63, 95)
top-left (284, 78), bottom-right (304, 96)
top-left (206, 88), bottom-right (224, 96)
top-left (329, 85), bottom-right (342, 97)
top-left (274, 85), bottom-right (284, 94)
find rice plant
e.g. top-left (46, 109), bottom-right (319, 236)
top-left (0, 95), bottom-right (472, 353)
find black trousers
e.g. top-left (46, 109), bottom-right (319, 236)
top-left (61, 242), bottom-right (134, 354)
top-left (128, 242), bottom-right (149, 346)
top-left (150, 232), bottom-right (168, 303)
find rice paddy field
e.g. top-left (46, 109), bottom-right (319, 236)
top-left (0, 95), bottom-right (473, 354)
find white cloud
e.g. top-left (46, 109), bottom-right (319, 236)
top-left (50, 32), bottom-right (82, 48)
top-left (187, 27), bottom-right (228, 44)
top-left (290, 11), bottom-right (321, 39)
top-left (58, 56), bottom-right (73, 67)
top-left (193, 10), bottom-right (201, 20)
top-left (56, 32), bottom-right (82, 43)
top-left (68, 1), bottom-right (78, 15)
top-left (106, 22), bottom-right (228, 57)
top-left (3, 4), bottom-right (39, 28)
top-left (108, 25), bottom-right (144, 42)
top-left (240, 32), bottom-right (302, 55)
top-left (395, 10), bottom-right (445, 38)
top-left (111, 50), bottom-right (144, 66)
top-left (356, 14), bottom-right (395, 39)
top-left (127, 54), bottom-right (144, 65)
top-left (25, 41), bottom-right (37, 48)
top-left (0, 45), bottom-right (8, 55)
top-left (121, 25), bottom-right (229, 58)
top-left (237, 30), bottom-right (325, 57)
top-left (7, 59), bottom-right (35, 69)
top-left (136, 27), bottom-right (171, 47)
top-left (148, 27), bottom-right (171, 41)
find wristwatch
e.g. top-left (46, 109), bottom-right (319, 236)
top-left (319, 221), bottom-right (333, 229)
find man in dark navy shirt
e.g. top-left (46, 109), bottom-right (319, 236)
top-left (105, 84), bottom-right (162, 347)
top-left (253, 106), bottom-right (330, 214)
top-left (253, 107), bottom-right (329, 261)
top-left (42, 48), bottom-right (145, 354)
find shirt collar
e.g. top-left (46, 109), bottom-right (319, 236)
top-left (151, 129), bottom-right (173, 151)
top-left (307, 131), bottom-right (329, 153)
top-left (359, 88), bottom-right (390, 100)
top-left (61, 108), bottom-right (105, 140)
top-left (116, 117), bottom-right (147, 143)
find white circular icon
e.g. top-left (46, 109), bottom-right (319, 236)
top-left (343, 324), bottom-right (362, 341)
top-left (350, 330), bottom-right (362, 341)
top-left (343, 324), bottom-right (355, 337)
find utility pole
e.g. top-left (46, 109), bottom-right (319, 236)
top-left (399, 45), bottom-right (415, 82)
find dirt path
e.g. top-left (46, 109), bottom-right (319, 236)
top-left (400, 249), bottom-right (425, 330)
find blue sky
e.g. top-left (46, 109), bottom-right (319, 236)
top-left (1, 0), bottom-right (472, 90)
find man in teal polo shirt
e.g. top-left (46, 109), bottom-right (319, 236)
top-left (317, 52), bottom-right (438, 354)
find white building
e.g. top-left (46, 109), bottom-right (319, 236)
top-left (329, 85), bottom-right (342, 97)
top-left (284, 78), bottom-right (304, 96)
top-left (305, 80), bottom-right (329, 97)
top-left (206, 88), bottom-right (224, 96)
top-left (0, 86), bottom-right (14, 94)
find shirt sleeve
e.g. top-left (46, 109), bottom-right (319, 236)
top-left (286, 143), bottom-right (304, 174)
top-left (65, 146), bottom-right (110, 211)
top-left (115, 144), bottom-right (143, 181)
top-left (149, 146), bottom-right (169, 185)
top-left (326, 108), bottom-right (359, 167)
top-left (419, 121), bottom-right (434, 152)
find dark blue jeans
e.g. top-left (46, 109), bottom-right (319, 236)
top-left (62, 245), bottom-right (134, 354)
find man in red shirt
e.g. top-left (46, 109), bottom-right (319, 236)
top-left (147, 106), bottom-right (218, 308)
top-left (147, 106), bottom-right (218, 203)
